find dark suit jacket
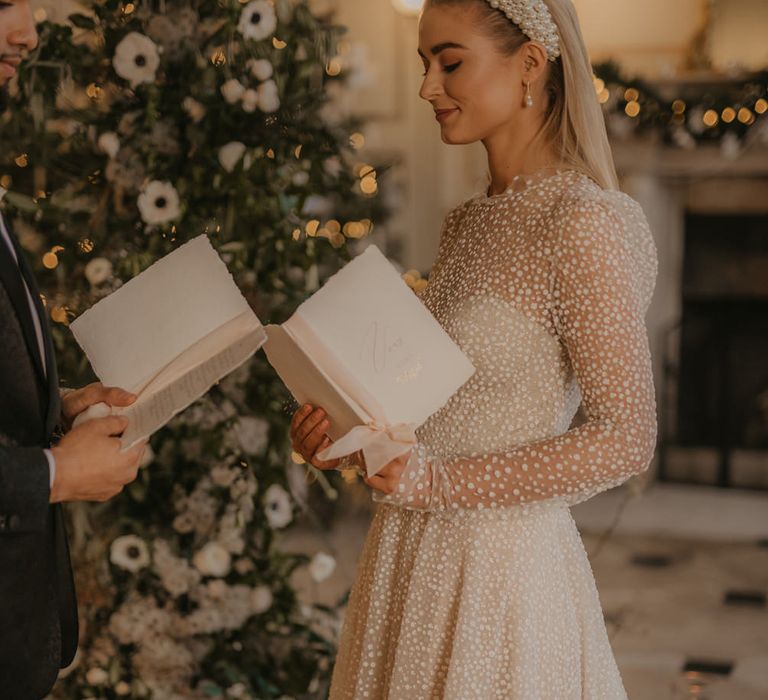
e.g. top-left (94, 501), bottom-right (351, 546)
top-left (0, 217), bottom-right (78, 699)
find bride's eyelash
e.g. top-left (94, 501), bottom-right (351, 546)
top-left (421, 62), bottom-right (462, 77)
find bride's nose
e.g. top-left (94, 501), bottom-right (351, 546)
top-left (419, 70), bottom-right (444, 102)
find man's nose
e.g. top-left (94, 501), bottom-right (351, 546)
top-left (10, 3), bottom-right (40, 53)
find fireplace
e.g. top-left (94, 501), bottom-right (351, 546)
top-left (664, 212), bottom-right (768, 488)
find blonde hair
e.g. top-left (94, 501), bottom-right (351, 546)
top-left (424, 0), bottom-right (619, 191)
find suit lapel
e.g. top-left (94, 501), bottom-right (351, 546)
top-left (0, 218), bottom-right (59, 432)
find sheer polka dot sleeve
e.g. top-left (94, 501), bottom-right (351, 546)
top-left (372, 194), bottom-right (658, 511)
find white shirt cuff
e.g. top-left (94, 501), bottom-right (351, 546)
top-left (43, 449), bottom-right (56, 490)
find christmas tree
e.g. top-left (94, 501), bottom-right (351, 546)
top-left (0, 1), bottom-right (386, 696)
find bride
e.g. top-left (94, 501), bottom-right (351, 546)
top-left (291, 0), bottom-right (657, 697)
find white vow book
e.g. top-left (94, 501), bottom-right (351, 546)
top-left (263, 245), bottom-right (475, 476)
top-left (70, 235), bottom-right (266, 448)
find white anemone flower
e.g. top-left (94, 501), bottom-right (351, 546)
top-left (251, 584), bottom-right (273, 614)
top-left (308, 551), bottom-right (336, 582)
top-left (192, 542), bottom-right (232, 578)
top-left (237, 1), bottom-right (278, 42)
top-left (137, 180), bottom-right (181, 225)
top-left (113, 32), bottom-right (160, 88)
top-left (218, 141), bottom-right (250, 173)
top-left (97, 132), bottom-right (120, 159)
top-left (263, 483), bottom-right (292, 529)
top-left (248, 58), bottom-right (274, 81)
top-left (242, 89), bottom-right (259, 113)
top-left (109, 535), bottom-right (150, 573)
top-left (84, 257), bottom-right (113, 286)
top-left (257, 79), bottom-right (280, 113)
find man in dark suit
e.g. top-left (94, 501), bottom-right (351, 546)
top-left (1, 3), bottom-right (147, 697)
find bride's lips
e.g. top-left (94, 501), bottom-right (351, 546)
top-left (435, 108), bottom-right (459, 123)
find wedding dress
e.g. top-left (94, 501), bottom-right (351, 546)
top-left (328, 169), bottom-right (658, 699)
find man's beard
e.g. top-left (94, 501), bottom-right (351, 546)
top-left (0, 85), bottom-right (8, 113)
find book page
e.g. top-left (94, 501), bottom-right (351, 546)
top-left (263, 324), bottom-right (369, 440)
top-left (71, 235), bottom-right (254, 393)
top-left (288, 246), bottom-right (475, 428)
top-left (119, 324), bottom-right (266, 448)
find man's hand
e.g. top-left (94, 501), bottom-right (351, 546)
top-left (61, 382), bottom-right (137, 431)
top-left (290, 404), bottom-right (342, 470)
top-left (50, 416), bottom-right (146, 503)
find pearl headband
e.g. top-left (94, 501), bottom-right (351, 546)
top-left (485, 0), bottom-right (561, 61)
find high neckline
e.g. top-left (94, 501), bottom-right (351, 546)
top-left (470, 167), bottom-right (585, 205)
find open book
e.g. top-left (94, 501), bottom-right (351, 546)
top-left (70, 235), bottom-right (266, 448)
top-left (263, 245), bottom-right (475, 475)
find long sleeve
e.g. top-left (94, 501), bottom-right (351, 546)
top-left (373, 196), bottom-right (658, 511)
top-left (0, 444), bottom-right (51, 533)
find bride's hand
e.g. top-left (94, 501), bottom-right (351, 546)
top-left (290, 404), bottom-right (342, 470)
top-left (362, 452), bottom-right (410, 495)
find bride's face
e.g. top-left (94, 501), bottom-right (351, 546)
top-left (418, 4), bottom-right (524, 145)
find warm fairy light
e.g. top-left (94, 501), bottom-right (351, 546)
top-left (14, 153), bottom-right (28, 168)
top-left (0, 175), bottom-right (10, 188)
top-left (35, 190), bottom-right (46, 199)
top-left (625, 100), bottom-right (640, 118)
top-left (326, 58), bottom-right (342, 76)
top-left (43, 252), bottom-right (59, 269)
top-left (51, 306), bottom-right (69, 325)
top-left (597, 88), bottom-right (610, 104)
top-left (292, 228), bottom-right (301, 240)
top-left (738, 107), bottom-right (755, 125)
top-left (326, 219), bottom-right (341, 233)
top-left (123, 3), bottom-right (135, 14)
top-left (86, 83), bottom-right (103, 100)
top-left (593, 77), bottom-right (605, 93)
top-left (266, 148), bottom-right (275, 159)
top-left (672, 99), bottom-right (686, 114)
top-left (294, 145), bottom-right (303, 158)
top-left (305, 219), bottom-right (320, 236)
top-left (721, 107), bottom-right (736, 123)
top-left (755, 98), bottom-right (768, 114)
top-left (210, 49), bottom-right (226, 66)
top-left (349, 132), bottom-right (365, 149)
top-left (33, 8), bottom-right (47, 22)
top-left (78, 239), bottom-right (95, 253)
top-left (360, 174), bottom-right (378, 195)
top-left (272, 38), bottom-right (287, 50)
top-left (330, 232), bottom-right (345, 248)
top-left (624, 87), bottom-right (640, 102)
top-left (703, 109), bottom-right (719, 127)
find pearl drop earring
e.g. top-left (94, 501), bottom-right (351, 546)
top-left (525, 81), bottom-right (534, 108)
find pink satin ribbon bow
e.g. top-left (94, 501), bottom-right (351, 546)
top-left (316, 421), bottom-right (417, 478)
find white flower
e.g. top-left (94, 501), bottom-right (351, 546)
top-left (182, 96), bottom-right (205, 123)
top-left (251, 584), bottom-right (273, 614)
top-left (110, 535), bottom-right (150, 573)
top-left (308, 551), bottom-right (336, 582)
top-left (242, 88), bottom-right (259, 113)
top-left (84, 257), bottom-right (113, 286)
top-left (292, 170), bottom-right (309, 187)
top-left (247, 58), bottom-right (273, 81)
top-left (97, 132), bottom-right (120, 159)
top-left (137, 180), bottom-right (181, 225)
top-left (221, 78), bottom-right (246, 104)
top-left (113, 32), bottom-right (160, 88)
top-left (218, 141), bottom-right (252, 173)
top-left (257, 79), bottom-right (280, 113)
top-left (192, 541), bottom-right (232, 577)
top-left (234, 416), bottom-right (270, 454)
top-left (263, 483), bottom-right (292, 529)
top-left (323, 156), bottom-right (342, 178)
top-left (115, 681), bottom-right (131, 696)
top-left (301, 195), bottom-right (333, 218)
top-left (237, 0), bottom-right (277, 42)
top-left (85, 667), bottom-right (109, 686)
